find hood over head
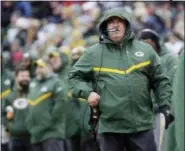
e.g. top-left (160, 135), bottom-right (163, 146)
top-left (98, 7), bottom-right (134, 44)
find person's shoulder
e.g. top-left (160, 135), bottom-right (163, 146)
top-left (48, 73), bottom-right (64, 85)
top-left (84, 43), bottom-right (103, 55)
top-left (48, 73), bottom-right (59, 81)
top-left (5, 88), bottom-right (17, 102)
top-left (131, 39), bottom-right (156, 57)
top-left (132, 40), bottom-right (154, 51)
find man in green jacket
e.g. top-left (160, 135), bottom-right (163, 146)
top-left (3, 65), bottom-right (32, 151)
top-left (138, 29), bottom-right (178, 83)
top-left (68, 7), bottom-right (174, 151)
top-left (47, 49), bottom-right (79, 151)
top-left (138, 29), bottom-right (178, 151)
top-left (69, 46), bottom-right (97, 151)
top-left (26, 58), bottom-right (67, 151)
top-left (173, 50), bottom-right (184, 151)
top-left (47, 50), bottom-right (69, 85)
top-left (1, 54), bottom-right (15, 151)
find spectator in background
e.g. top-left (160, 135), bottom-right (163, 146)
top-left (164, 32), bottom-right (184, 56)
top-left (1, 54), bottom-right (15, 151)
top-left (15, 1), bottom-right (32, 18)
top-left (10, 39), bottom-right (23, 70)
top-left (138, 29), bottom-right (178, 151)
top-left (138, 29), bottom-right (178, 83)
top-left (3, 65), bottom-right (32, 151)
top-left (26, 58), bottom-right (67, 151)
top-left (47, 1), bottom-right (63, 24)
top-left (47, 49), bottom-right (69, 84)
top-left (21, 52), bottom-right (36, 78)
top-left (1, 1), bottom-right (15, 28)
top-left (172, 50), bottom-right (184, 151)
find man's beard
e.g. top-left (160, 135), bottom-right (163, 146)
top-left (19, 81), bottom-right (29, 92)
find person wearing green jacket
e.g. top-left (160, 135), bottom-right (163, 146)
top-left (47, 49), bottom-right (79, 151)
top-left (3, 65), bottom-right (32, 151)
top-left (173, 50), bottom-right (184, 151)
top-left (1, 54), bottom-right (14, 151)
top-left (26, 58), bottom-right (67, 151)
top-left (1, 58), bottom-right (14, 100)
top-left (48, 50), bottom-right (69, 86)
top-left (69, 46), bottom-right (98, 151)
top-left (21, 52), bottom-right (37, 79)
top-left (138, 29), bottom-right (178, 151)
top-left (68, 7), bottom-right (174, 151)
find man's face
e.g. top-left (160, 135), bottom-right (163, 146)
top-left (35, 66), bottom-right (48, 80)
top-left (142, 39), bottom-right (157, 51)
top-left (107, 17), bottom-right (126, 43)
top-left (49, 56), bottom-right (62, 71)
top-left (71, 49), bottom-right (81, 61)
top-left (16, 71), bottom-right (30, 88)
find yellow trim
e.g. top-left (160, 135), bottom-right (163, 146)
top-left (78, 98), bottom-right (87, 102)
top-left (29, 92), bottom-right (52, 106)
top-left (0, 89), bottom-right (11, 99)
top-left (93, 61), bottom-right (151, 75)
top-left (67, 91), bottom-right (87, 102)
top-left (126, 61), bottom-right (151, 74)
top-left (93, 67), bottom-right (125, 74)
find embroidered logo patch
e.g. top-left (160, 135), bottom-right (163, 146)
top-left (13, 98), bottom-right (28, 110)
top-left (135, 51), bottom-right (144, 57)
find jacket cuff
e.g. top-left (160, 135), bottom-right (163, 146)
top-left (80, 88), bottom-right (93, 100)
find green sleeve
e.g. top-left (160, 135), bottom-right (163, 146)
top-left (51, 79), bottom-right (68, 120)
top-left (68, 50), bottom-right (94, 99)
top-left (173, 52), bottom-right (184, 151)
top-left (165, 55), bottom-right (178, 83)
top-left (149, 49), bottom-right (173, 108)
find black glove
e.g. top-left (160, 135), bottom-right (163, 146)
top-left (159, 105), bottom-right (175, 129)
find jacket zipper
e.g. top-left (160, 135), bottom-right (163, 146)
top-left (120, 44), bottom-right (137, 132)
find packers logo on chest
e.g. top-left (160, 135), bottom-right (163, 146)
top-left (13, 98), bottom-right (29, 110)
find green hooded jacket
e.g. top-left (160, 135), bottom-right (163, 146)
top-left (68, 8), bottom-right (172, 134)
top-left (26, 73), bottom-right (67, 143)
top-left (159, 45), bottom-right (178, 82)
top-left (3, 87), bottom-right (30, 139)
top-left (53, 53), bottom-right (81, 138)
top-left (1, 69), bottom-right (14, 126)
top-left (173, 51), bottom-right (184, 151)
top-left (56, 53), bottom-right (70, 85)
top-left (158, 45), bottom-right (179, 151)
top-left (1, 69), bottom-right (14, 100)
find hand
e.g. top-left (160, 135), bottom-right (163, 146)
top-left (159, 106), bottom-right (175, 129)
top-left (6, 112), bottom-right (14, 120)
top-left (163, 110), bottom-right (175, 129)
top-left (88, 92), bottom-right (100, 107)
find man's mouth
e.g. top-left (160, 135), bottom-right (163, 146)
top-left (108, 28), bottom-right (120, 33)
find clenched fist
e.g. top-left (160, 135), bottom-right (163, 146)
top-left (88, 92), bottom-right (100, 107)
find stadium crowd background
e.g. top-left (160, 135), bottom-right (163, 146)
top-left (1, 1), bottom-right (184, 71)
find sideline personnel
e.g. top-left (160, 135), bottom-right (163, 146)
top-left (68, 7), bottom-right (174, 151)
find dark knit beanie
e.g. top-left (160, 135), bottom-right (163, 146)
top-left (138, 29), bottom-right (160, 50)
top-left (138, 29), bottom-right (159, 42)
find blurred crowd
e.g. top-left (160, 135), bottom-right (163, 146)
top-left (1, 1), bottom-right (184, 71)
